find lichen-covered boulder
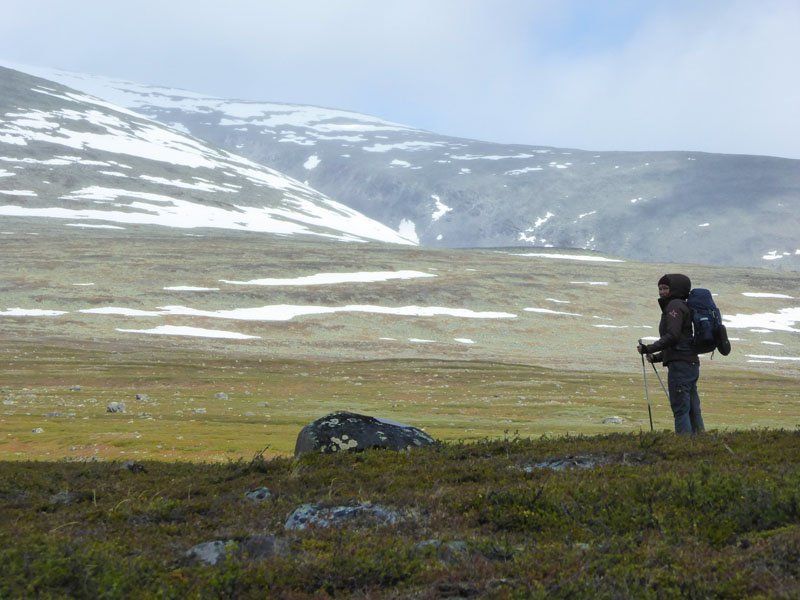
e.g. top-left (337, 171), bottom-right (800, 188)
top-left (294, 411), bottom-right (436, 457)
top-left (284, 502), bottom-right (402, 531)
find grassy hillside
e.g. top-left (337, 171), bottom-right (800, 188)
top-left (2, 430), bottom-right (800, 598)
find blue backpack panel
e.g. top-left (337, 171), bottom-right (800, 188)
top-left (687, 288), bottom-right (731, 356)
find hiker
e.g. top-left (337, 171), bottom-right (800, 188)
top-left (637, 274), bottom-right (704, 434)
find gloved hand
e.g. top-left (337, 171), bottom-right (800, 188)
top-left (637, 343), bottom-right (649, 355)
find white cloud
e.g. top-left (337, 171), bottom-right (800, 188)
top-left (1, 1), bottom-right (797, 158)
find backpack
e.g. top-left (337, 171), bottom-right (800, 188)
top-left (687, 288), bottom-right (731, 356)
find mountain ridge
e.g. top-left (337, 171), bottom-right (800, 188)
top-left (11, 62), bottom-right (799, 270)
top-left (0, 66), bottom-right (415, 245)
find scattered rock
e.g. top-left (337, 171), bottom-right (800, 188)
top-left (285, 502), bottom-right (402, 531)
top-left (122, 460), bottom-right (147, 474)
top-left (245, 487), bottom-right (272, 502)
top-left (415, 539), bottom-right (469, 562)
top-left (31, 427), bottom-right (44, 434)
top-left (69, 386), bottom-right (82, 392)
top-left (294, 411), bottom-right (436, 456)
top-left (239, 535), bottom-right (291, 560)
top-left (215, 392), bottom-right (229, 400)
top-left (49, 490), bottom-right (90, 505)
top-left (135, 393), bottom-right (149, 401)
top-left (106, 402), bottom-right (125, 413)
top-left (524, 455), bottom-right (610, 472)
top-left (602, 416), bottom-right (625, 424)
top-left (193, 408), bottom-right (207, 414)
top-left (186, 535), bottom-right (291, 565)
top-left (185, 540), bottom-right (229, 566)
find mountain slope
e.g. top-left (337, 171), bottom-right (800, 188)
top-left (14, 64), bottom-right (800, 269)
top-left (0, 66), bottom-right (414, 245)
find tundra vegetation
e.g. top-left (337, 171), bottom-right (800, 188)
top-left (2, 227), bottom-right (800, 596)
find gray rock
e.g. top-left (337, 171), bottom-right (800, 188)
top-left (69, 386), bottom-right (82, 392)
top-left (49, 490), bottom-right (89, 505)
top-left (122, 460), bottom-right (146, 473)
top-left (31, 427), bottom-right (44, 434)
top-left (294, 411), bottom-right (436, 457)
top-left (239, 535), bottom-right (291, 560)
top-left (106, 402), bottom-right (125, 413)
top-left (186, 536), bottom-right (291, 565)
top-left (525, 455), bottom-right (610, 472)
top-left (602, 416), bottom-right (625, 424)
top-left (245, 487), bottom-right (272, 502)
top-left (185, 540), bottom-right (229, 566)
top-left (215, 392), bottom-right (229, 400)
top-left (135, 393), bottom-right (149, 401)
top-left (285, 502), bottom-right (402, 531)
top-left (415, 539), bottom-right (469, 562)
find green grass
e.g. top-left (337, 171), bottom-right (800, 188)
top-left (3, 343), bottom-right (800, 461)
top-left (2, 430), bottom-right (800, 598)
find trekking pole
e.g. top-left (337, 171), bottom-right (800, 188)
top-left (649, 361), bottom-right (670, 401)
top-left (639, 339), bottom-right (654, 432)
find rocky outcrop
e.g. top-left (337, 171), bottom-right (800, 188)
top-left (284, 502), bottom-right (402, 531)
top-left (294, 411), bottom-right (436, 457)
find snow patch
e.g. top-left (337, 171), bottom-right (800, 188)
top-left (742, 292), bottom-right (794, 299)
top-left (430, 195), bottom-right (452, 221)
top-left (397, 219), bottom-right (419, 244)
top-left (117, 325), bottom-right (259, 340)
top-left (510, 253), bottom-right (623, 263)
top-left (524, 308), bottom-right (582, 316)
top-left (0, 308), bottom-right (67, 316)
top-left (220, 270), bottom-right (435, 286)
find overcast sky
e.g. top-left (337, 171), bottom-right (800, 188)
top-left (1, 0), bottom-right (798, 158)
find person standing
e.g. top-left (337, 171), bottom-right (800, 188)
top-left (637, 274), bottom-right (704, 434)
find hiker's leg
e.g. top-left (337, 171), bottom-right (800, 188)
top-left (688, 364), bottom-right (704, 433)
top-left (667, 362), bottom-right (692, 434)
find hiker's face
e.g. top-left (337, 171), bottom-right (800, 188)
top-left (658, 284), bottom-right (670, 298)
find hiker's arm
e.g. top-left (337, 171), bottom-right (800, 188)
top-left (648, 352), bottom-right (663, 363)
top-left (644, 304), bottom-right (683, 353)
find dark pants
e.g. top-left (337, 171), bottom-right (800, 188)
top-left (667, 361), bottom-right (704, 434)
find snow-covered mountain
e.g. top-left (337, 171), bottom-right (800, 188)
top-left (6, 64), bottom-right (800, 269)
top-left (0, 66), bottom-right (414, 245)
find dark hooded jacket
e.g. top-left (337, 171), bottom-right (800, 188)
top-left (644, 274), bottom-right (699, 365)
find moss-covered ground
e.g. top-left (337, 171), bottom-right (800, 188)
top-left (2, 430), bottom-right (800, 598)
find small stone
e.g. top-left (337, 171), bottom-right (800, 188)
top-left (106, 402), bottom-right (125, 413)
top-left (32, 427), bottom-right (44, 434)
top-left (122, 460), bottom-right (146, 473)
top-left (49, 491), bottom-right (77, 505)
top-left (135, 393), bottom-right (149, 401)
top-left (193, 408), bottom-right (207, 414)
top-left (245, 487), bottom-right (272, 502)
top-left (415, 539), bottom-right (469, 562)
top-left (185, 540), bottom-right (229, 566)
top-left (69, 386), bottom-right (82, 392)
top-left (602, 416), bottom-right (624, 424)
top-left (215, 392), bottom-right (229, 400)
